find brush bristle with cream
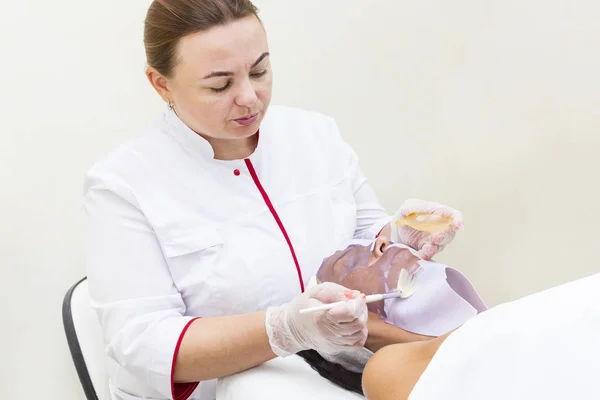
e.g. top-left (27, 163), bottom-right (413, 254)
top-left (298, 268), bottom-right (419, 314)
top-left (396, 268), bottom-right (419, 298)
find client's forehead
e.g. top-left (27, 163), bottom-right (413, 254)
top-left (323, 241), bottom-right (417, 270)
top-left (317, 243), bottom-right (370, 279)
top-left (330, 243), bottom-right (371, 262)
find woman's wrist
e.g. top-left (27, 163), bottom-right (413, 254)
top-left (378, 223), bottom-right (392, 239)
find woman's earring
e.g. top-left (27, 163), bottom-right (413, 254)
top-left (167, 100), bottom-right (174, 111)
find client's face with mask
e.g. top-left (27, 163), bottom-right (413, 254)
top-left (316, 236), bottom-right (420, 317)
top-left (316, 236), bottom-right (487, 337)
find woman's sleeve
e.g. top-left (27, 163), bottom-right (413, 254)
top-left (83, 173), bottom-right (199, 400)
top-left (350, 165), bottom-right (393, 240)
top-left (328, 118), bottom-right (392, 240)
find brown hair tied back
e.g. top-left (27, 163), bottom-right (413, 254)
top-left (144, 0), bottom-right (260, 77)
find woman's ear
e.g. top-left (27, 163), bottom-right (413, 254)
top-left (145, 66), bottom-right (172, 103)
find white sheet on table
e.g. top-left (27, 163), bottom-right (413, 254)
top-left (409, 272), bottom-right (600, 400)
top-left (216, 354), bottom-right (364, 400)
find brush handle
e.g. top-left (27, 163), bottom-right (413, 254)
top-left (298, 292), bottom-right (402, 315)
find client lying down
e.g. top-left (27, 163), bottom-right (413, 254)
top-left (362, 270), bottom-right (600, 400)
top-left (216, 232), bottom-right (599, 399)
top-left (297, 235), bottom-right (487, 395)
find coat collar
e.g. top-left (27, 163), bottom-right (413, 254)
top-left (160, 108), bottom-right (272, 177)
top-left (163, 109), bottom-right (217, 160)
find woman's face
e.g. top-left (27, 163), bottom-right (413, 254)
top-left (148, 15), bottom-right (272, 141)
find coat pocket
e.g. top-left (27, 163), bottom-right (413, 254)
top-left (157, 226), bottom-right (225, 300)
top-left (161, 226), bottom-right (224, 258)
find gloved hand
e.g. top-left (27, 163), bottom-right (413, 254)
top-left (265, 282), bottom-right (368, 357)
top-left (390, 199), bottom-right (464, 260)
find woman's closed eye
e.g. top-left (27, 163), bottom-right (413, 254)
top-left (250, 69), bottom-right (268, 78)
top-left (210, 69), bottom-right (268, 93)
top-left (211, 81), bottom-right (232, 93)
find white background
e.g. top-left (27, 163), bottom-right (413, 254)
top-left (1, 0), bottom-right (599, 398)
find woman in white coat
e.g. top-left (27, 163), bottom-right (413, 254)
top-left (83, 1), bottom-right (463, 399)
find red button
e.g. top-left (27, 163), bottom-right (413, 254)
top-left (233, 169), bottom-right (241, 176)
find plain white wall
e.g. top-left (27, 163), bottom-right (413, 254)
top-left (2, 0), bottom-right (599, 398)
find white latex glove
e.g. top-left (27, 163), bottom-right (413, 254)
top-left (265, 282), bottom-right (368, 358)
top-left (390, 199), bottom-right (464, 260)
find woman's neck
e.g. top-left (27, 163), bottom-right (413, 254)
top-left (204, 134), bottom-right (259, 161)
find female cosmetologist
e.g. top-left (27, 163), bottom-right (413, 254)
top-left (83, 1), bottom-right (463, 399)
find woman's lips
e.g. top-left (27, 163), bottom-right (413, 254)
top-left (233, 112), bottom-right (259, 126)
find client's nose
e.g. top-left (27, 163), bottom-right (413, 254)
top-left (370, 236), bottom-right (390, 264)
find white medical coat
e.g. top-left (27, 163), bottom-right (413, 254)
top-left (83, 105), bottom-right (391, 400)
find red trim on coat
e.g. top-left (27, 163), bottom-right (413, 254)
top-left (171, 317), bottom-right (201, 400)
top-left (244, 158), bottom-right (305, 293)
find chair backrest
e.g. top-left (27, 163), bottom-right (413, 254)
top-left (62, 277), bottom-right (110, 400)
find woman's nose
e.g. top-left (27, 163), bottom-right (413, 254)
top-left (235, 79), bottom-right (258, 108)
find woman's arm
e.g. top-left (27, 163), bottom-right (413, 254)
top-left (326, 118), bottom-right (392, 240)
top-left (174, 313), bottom-right (276, 382)
top-left (84, 178), bottom-right (278, 397)
top-left (365, 312), bottom-right (433, 353)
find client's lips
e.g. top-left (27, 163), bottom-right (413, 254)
top-left (234, 112), bottom-right (259, 126)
